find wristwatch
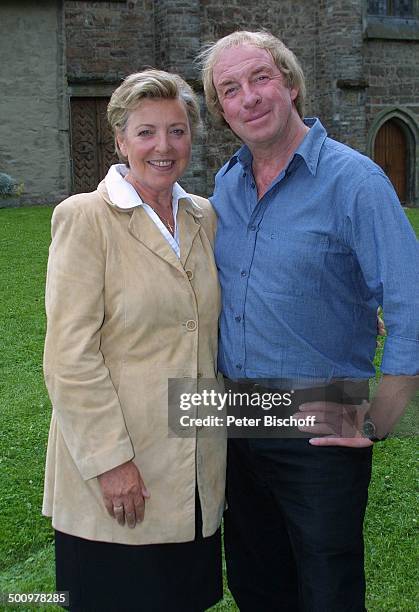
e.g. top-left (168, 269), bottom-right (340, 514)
top-left (362, 415), bottom-right (388, 442)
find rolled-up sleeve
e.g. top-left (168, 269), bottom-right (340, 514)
top-left (44, 199), bottom-right (134, 480)
top-left (344, 172), bottom-right (419, 375)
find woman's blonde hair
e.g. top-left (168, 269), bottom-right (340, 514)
top-left (198, 30), bottom-right (306, 124)
top-left (107, 69), bottom-right (202, 163)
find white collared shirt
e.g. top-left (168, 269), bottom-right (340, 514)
top-left (105, 164), bottom-right (192, 258)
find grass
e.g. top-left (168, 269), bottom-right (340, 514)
top-left (0, 205), bottom-right (418, 611)
top-left (405, 207), bottom-right (419, 234)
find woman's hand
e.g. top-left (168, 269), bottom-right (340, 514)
top-left (98, 461), bottom-right (150, 528)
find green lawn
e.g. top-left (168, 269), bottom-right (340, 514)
top-left (0, 205), bottom-right (418, 611)
top-left (405, 207), bottom-right (419, 234)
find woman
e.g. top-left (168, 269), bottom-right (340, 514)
top-left (42, 70), bottom-right (226, 611)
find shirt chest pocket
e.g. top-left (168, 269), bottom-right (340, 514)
top-left (260, 230), bottom-right (329, 299)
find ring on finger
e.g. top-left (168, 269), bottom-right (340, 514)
top-left (113, 505), bottom-right (124, 512)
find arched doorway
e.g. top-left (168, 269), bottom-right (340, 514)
top-left (373, 119), bottom-right (407, 204)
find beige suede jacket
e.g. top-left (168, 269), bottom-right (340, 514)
top-left (42, 180), bottom-right (226, 544)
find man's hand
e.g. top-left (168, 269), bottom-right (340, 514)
top-left (294, 400), bottom-right (373, 448)
top-left (98, 461), bottom-right (150, 528)
top-left (295, 375), bottom-right (418, 447)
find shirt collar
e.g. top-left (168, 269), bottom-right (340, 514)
top-left (293, 118), bottom-right (327, 176)
top-left (222, 117), bottom-right (328, 177)
top-left (222, 145), bottom-right (250, 175)
top-left (172, 182), bottom-right (202, 217)
top-left (104, 164), bottom-right (202, 216)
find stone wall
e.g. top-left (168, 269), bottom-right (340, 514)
top-left (154, 0), bottom-right (201, 82)
top-left (2, 0), bottom-right (417, 204)
top-left (65, 0), bottom-right (155, 83)
top-left (364, 38), bottom-right (419, 125)
top-left (0, 0), bottom-right (69, 207)
top-left (315, 0), bottom-right (367, 152)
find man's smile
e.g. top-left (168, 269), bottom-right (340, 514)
top-left (244, 110), bottom-right (270, 123)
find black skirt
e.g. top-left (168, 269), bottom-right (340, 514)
top-left (55, 497), bottom-right (222, 612)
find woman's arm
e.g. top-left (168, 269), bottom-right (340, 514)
top-left (44, 197), bottom-right (134, 480)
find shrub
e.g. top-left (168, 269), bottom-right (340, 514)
top-left (0, 172), bottom-right (24, 197)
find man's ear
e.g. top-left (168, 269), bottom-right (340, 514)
top-left (219, 109), bottom-right (230, 129)
top-left (290, 86), bottom-right (299, 102)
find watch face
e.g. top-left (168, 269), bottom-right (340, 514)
top-left (363, 419), bottom-right (376, 438)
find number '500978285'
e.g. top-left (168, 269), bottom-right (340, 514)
top-left (3, 592), bottom-right (68, 605)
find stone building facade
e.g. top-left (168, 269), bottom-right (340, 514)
top-left (1, 0), bottom-right (418, 206)
top-left (0, 0), bottom-right (69, 205)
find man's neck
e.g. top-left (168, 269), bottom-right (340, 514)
top-left (250, 120), bottom-right (309, 199)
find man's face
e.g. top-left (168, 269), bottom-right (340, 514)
top-left (213, 44), bottom-right (299, 148)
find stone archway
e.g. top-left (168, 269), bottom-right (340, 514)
top-left (368, 108), bottom-right (418, 207)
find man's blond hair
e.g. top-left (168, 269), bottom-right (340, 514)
top-left (198, 30), bottom-right (306, 124)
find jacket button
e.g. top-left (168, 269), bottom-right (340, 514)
top-left (186, 269), bottom-right (193, 280)
top-left (186, 320), bottom-right (197, 331)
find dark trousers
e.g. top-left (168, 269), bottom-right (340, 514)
top-left (224, 437), bottom-right (372, 612)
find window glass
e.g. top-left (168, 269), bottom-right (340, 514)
top-left (367, 0), bottom-right (414, 16)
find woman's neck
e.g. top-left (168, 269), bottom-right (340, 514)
top-left (125, 173), bottom-right (173, 211)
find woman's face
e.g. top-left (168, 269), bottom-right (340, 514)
top-left (117, 98), bottom-right (192, 198)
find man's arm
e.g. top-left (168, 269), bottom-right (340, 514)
top-left (368, 374), bottom-right (418, 439)
top-left (303, 374), bottom-right (418, 447)
top-left (298, 170), bottom-right (418, 447)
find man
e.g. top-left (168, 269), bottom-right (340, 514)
top-left (199, 31), bottom-right (419, 611)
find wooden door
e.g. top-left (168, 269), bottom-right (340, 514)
top-left (374, 119), bottom-right (407, 203)
top-left (70, 97), bottom-right (118, 193)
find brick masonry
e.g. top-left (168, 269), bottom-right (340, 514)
top-left (65, 0), bottom-right (155, 83)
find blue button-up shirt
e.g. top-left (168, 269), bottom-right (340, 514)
top-left (211, 118), bottom-right (419, 386)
